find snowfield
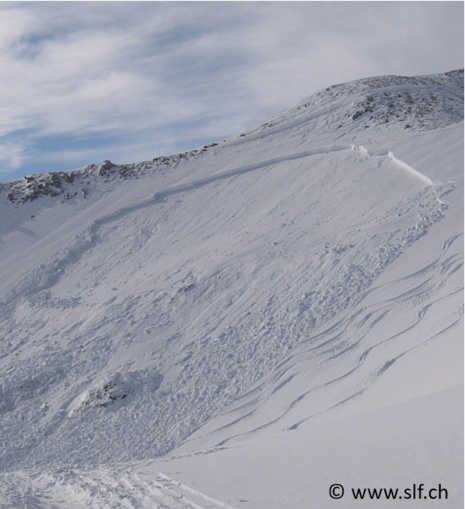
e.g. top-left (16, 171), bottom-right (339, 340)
top-left (0, 70), bottom-right (463, 508)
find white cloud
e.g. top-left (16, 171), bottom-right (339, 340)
top-left (0, 140), bottom-right (27, 175)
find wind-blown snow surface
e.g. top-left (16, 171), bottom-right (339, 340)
top-left (0, 70), bottom-right (463, 507)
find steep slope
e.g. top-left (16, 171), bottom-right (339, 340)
top-left (0, 70), bottom-right (463, 506)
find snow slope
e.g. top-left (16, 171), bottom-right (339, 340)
top-left (0, 70), bottom-right (463, 508)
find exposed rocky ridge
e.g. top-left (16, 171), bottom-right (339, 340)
top-left (1, 142), bottom-right (219, 205)
top-left (0, 69), bottom-right (462, 474)
top-left (240, 69), bottom-right (464, 138)
top-left (1, 70), bottom-right (462, 206)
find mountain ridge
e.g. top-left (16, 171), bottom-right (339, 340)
top-left (0, 69), bottom-right (462, 508)
top-left (1, 69), bottom-right (463, 206)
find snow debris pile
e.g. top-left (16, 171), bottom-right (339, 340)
top-left (0, 70), bottom-right (463, 508)
top-left (68, 370), bottom-right (163, 414)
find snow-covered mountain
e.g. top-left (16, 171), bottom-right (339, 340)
top-left (0, 70), bottom-right (463, 508)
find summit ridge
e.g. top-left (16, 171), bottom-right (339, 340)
top-left (0, 69), bottom-right (463, 508)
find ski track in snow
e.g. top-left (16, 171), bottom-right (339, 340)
top-left (0, 138), bottom-right (456, 469)
top-left (0, 71), bottom-right (462, 507)
top-left (177, 226), bottom-right (463, 446)
top-left (0, 468), bottom-right (237, 509)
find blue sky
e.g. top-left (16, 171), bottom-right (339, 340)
top-left (0, 1), bottom-right (463, 182)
